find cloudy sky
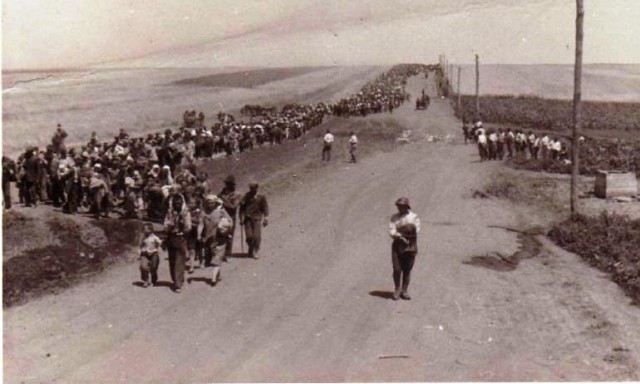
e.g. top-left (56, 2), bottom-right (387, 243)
top-left (3, 0), bottom-right (639, 69)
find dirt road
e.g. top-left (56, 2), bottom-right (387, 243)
top-left (5, 76), bottom-right (639, 382)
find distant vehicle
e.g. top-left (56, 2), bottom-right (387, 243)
top-left (415, 94), bottom-right (430, 110)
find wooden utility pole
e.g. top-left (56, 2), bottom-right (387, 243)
top-left (475, 54), bottom-right (480, 121)
top-left (571, 0), bottom-right (584, 215)
top-left (457, 66), bottom-right (462, 112)
top-left (449, 64), bottom-right (453, 85)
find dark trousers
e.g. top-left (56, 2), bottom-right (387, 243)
top-left (63, 179), bottom-right (79, 214)
top-left (506, 142), bottom-right (513, 158)
top-left (478, 143), bottom-right (488, 161)
top-left (243, 219), bottom-right (263, 255)
top-left (167, 236), bottom-right (187, 289)
top-left (497, 142), bottom-right (505, 160)
top-left (322, 144), bottom-right (332, 161)
top-left (3, 181), bottom-right (11, 209)
top-left (140, 252), bottom-right (159, 284)
top-left (23, 179), bottom-right (38, 206)
top-left (225, 212), bottom-right (237, 255)
top-left (392, 239), bottom-right (417, 294)
top-left (51, 178), bottom-right (65, 207)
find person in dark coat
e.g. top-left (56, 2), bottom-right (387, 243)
top-left (2, 156), bottom-right (17, 209)
top-left (163, 193), bottom-right (192, 293)
top-left (239, 182), bottom-right (269, 259)
top-left (21, 148), bottom-right (41, 207)
top-left (219, 175), bottom-right (242, 259)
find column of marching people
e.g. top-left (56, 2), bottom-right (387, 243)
top-left (2, 63), bottom-right (435, 294)
top-left (462, 120), bottom-right (571, 162)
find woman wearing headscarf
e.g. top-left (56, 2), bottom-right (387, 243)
top-left (163, 193), bottom-right (192, 293)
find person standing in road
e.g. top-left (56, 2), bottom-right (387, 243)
top-left (2, 156), bottom-right (17, 209)
top-left (138, 223), bottom-right (162, 287)
top-left (239, 182), bottom-right (269, 259)
top-left (322, 129), bottom-right (335, 161)
top-left (164, 193), bottom-right (192, 293)
top-left (219, 175), bottom-right (242, 260)
top-left (348, 131), bottom-right (358, 163)
top-left (389, 197), bottom-right (421, 301)
top-left (197, 194), bottom-right (232, 286)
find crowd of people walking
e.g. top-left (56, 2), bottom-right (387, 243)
top-left (2, 63), bottom-right (433, 292)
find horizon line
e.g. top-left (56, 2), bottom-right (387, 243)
top-left (4, 62), bottom-right (640, 73)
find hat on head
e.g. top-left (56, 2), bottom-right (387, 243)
top-left (395, 197), bottom-right (411, 208)
top-left (224, 175), bottom-right (236, 184)
top-left (93, 163), bottom-right (102, 169)
top-left (205, 194), bottom-right (222, 204)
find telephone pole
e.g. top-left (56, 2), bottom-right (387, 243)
top-left (457, 66), bottom-right (462, 112)
top-left (475, 54), bottom-right (480, 121)
top-left (571, 0), bottom-right (584, 215)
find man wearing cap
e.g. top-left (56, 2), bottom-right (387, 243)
top-left (197, 194), bottom-right (232, 286)
top-left (239, 182), bottom-right (269, 259)
top-left (164, 193), bottom-right (192, 292)
top-left (219, 175), bottom-right (242, 259)
top-left (389, 197), bottom-right (421, 300)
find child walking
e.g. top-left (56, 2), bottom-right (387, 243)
top-left (139, 223), bottom-right (162, 287)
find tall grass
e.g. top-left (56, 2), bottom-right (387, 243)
top-left (453, 95), bottom-right (640, 131)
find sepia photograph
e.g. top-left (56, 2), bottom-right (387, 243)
top-left (2, 0), bottom-right (640, 382)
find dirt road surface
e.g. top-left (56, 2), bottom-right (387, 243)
top-left (4, 76), bottom-right (640, 382)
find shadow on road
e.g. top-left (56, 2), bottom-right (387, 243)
top-left (187, 277), bottom-right (213, 286)
top-left (369, 290), bottom-right (396, 300)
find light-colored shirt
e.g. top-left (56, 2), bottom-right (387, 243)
top-left (349, 135), bottom-right (358, 145)
top-left (140, 233), bottom-right (162, 254)
top-left (324, 133), bottom-right (335, 144)
top-left (389, 211), bottom-right (421, 239)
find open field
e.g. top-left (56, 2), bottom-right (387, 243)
top-left (455, 64), bottom-right (640, 102)
top-left (454, 95), bottom-right (640, 132)
top-left (2, 65), bottom-right (384, 156)
top-left (171, 67), bottom-right (327, 88)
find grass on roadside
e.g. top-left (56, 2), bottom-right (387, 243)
top-left (548, 213), bottom-right (640, 304)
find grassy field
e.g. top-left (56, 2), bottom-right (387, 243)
top-left (454, 95), bottom-right (640, 132)
top-left (549, 213), bottom-right (640, 304)
top-left (482, 168), bottom-right (640, 304)
top-left (451, 94), bottom-right (640, 176)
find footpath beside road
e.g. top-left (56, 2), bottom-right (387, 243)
top-left (4, 75), bottom-right (639, 382)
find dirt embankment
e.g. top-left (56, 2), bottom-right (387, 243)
top-left (3, 209), bottom-right (144, 307)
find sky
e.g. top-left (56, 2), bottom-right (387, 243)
top-left (2, 0), bottom-right (640, 70)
